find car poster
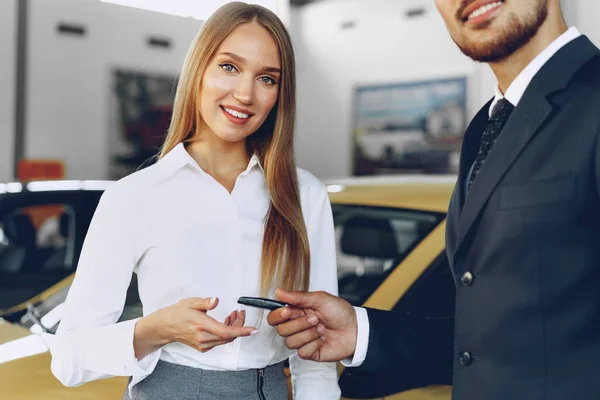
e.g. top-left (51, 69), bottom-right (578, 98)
top-left (352, 77), bottom-right (467, 176)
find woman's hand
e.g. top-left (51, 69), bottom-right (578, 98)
top-left (134, 297), bottom-right (256, 359)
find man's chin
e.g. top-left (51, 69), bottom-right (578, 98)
top-left (454, 2), bottom-right (548, 63)
top-left (459, 42), bottom-right (513, 63)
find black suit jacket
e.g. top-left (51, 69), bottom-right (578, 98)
top-left (345, 36), bottom-right (600, 400)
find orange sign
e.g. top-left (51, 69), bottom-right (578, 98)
top-left (17, 159), bottom-right (65, 181)
top-left (17, 159), bottom-right (66, 229)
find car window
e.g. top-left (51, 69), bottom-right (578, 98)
top-left (339, 254), bottom-right (455, 398)
top-left (332, 204), bottom-right (443, 306)
top-left (0, 204), bottom-right (76, 273)
top-left (0, 203), bottom-right (78, 309)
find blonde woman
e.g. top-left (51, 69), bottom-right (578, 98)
top-left (45, 3), bottom-right (341, 399)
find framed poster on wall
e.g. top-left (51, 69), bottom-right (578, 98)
top-left (108, 69), bottom-right (178, 180)
top-left (352, 77), bottom-right (467, 176)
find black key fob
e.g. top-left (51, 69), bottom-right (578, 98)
top-left (237, 296), bottom-right (289, 311)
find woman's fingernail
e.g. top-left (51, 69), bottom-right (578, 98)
top-left (250, 330), bottom-right (260, 336)
top-left (209, 298), bottom-right (216, 305)
top-left (308, 315), bottom-right (318, 325)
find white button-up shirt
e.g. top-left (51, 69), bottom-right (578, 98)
top-left (489, 26), bottom-right (581, 116)
top-left (343, 26), bottom-right (582, 369)
top-left (43, 142), bottom-right (341, 399)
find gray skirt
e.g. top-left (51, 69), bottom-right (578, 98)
top-left (123, 360), bottom-right (289, 400)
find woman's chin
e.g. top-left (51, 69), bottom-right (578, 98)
top-left (215, 131), bottom-right (253, 144)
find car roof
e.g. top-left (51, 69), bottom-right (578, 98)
top-left (326, 174), bottom-right (456, 213)
top-left (0, 180), bottom-right (114, 196)
top-left (1, 176), bottom-right (456, 212)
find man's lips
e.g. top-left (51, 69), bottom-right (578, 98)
top-left (461, 0), bottom-right (503, 22)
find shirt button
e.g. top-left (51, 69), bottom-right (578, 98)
top-left (459, 351), bottom-right (473, 366)
top-left (461, 271), bottom-right (474, 286)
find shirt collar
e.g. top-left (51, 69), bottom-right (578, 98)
top-left (159, 142), bottom-right (264, 178)
top-left (489, 26), bottom-right (581, 118)
top-left (241, 154), bottom-right (263, 177)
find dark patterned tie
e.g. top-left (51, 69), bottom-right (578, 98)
top-left (467, 98), bottom-right (515, 192)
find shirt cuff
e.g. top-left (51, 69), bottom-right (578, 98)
top-left (81, 318), bottom-right (161, 397)
top-left (340, 306), bottom-right (369, 367)
top-left (126, 319), bottom-right (163, 396)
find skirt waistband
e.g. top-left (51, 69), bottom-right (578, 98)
top-left (125, 360), bottom-right (289, 400)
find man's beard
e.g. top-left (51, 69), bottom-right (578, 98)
top-left (455, 1), bottom-right (549, 62)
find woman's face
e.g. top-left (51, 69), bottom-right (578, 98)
top-left (198, 21), bottom-right (281, 144)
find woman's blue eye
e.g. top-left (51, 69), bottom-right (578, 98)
top-left (219, 63), bottom-right (237, 73)
top-left (260, 76), bottom-right (277, 85)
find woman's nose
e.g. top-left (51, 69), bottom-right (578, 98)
top-left (233, 77), bottom-right (254, 105)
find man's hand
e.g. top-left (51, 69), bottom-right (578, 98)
top-left (267, 288), bottom-right (357, 362)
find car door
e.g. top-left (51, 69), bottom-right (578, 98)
top-left (0, 190), bottom-right (100, 312)
top-left (332, 206), bottom-right (453, 400)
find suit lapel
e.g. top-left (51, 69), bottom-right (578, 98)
top-left (452, 35), bottom-right (600, 262)
top-left (446, 102), bottom-right (491, 264)
top-left (456, 102), bottom-right (493, 210)
top-left (455, 93), bottom-right (554, 253)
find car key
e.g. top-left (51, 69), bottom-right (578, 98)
top-left (237, 296), bottom-right (289, 311)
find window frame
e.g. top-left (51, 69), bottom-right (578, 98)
top-left (0, 190), bottom-right (102, 316)
top-left (331, 203), bottom-right (446, 307)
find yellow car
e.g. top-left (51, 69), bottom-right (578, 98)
top-left (0, 176), bottom-right (456, 399)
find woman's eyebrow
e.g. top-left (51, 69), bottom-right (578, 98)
top-left (219, 52), bottom-right (281, 74)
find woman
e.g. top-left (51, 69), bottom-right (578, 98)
top-left (45, 3), bottom-right (341, 399)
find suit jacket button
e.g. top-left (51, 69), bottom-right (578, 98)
top-left (459, 351), bottom-right (472, 366)
top-left (461, 271), bottom-right (474, 286)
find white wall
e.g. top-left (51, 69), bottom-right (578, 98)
top-left (561, 0), bottom-right (578, 26)
top-left (0, 0), bottom-right (17, 181)
top-left (291, 0), bottom-right (493, 180)
top-left (5, 0), bottom-right (596, 181)
top-left (26, 0), bottom-right (202, 179)
top-left (571, 0), bottom-right (600, 45)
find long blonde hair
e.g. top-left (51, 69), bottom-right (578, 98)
top-left (160, 2), bottom-right (310, 296)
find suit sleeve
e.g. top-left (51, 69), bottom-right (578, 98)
top-left (595, 124), bottom-right (600, 196)
top-left (348, 307), bottom-right (454, 382)
top-left (359, 308), bottom-right (422, 371)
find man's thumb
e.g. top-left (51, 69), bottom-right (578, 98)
top-left (188, 297), bottom-right (218, 311)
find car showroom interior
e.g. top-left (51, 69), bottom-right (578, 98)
top-left (2, 1), bottom-right (600, 399)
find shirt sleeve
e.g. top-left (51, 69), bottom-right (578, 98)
top-left (288, 182), bottom-right (341, 400)
top-left (42, 184), bottom-right (162, 393)
top-left (340, 306), bottom-right (370, 367)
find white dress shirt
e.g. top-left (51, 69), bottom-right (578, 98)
top-left (342, 26), bottom-right (582, 369)
top-left (43, 142), bottom-right (341, 399)
top-left (489, 26), bottom-right (581, 116)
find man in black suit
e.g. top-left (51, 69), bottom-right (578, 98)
top-left (268, 0), bottom-right (600, 398)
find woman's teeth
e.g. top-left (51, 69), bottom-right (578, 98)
top-left (223, 107), bottom-right (250, 119)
